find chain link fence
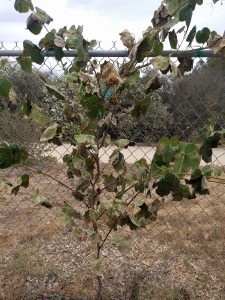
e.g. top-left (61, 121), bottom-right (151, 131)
top-left (0, 42), bottom-right (225, 299)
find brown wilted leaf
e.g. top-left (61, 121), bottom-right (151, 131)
top-left (178, 57), bottom-right (194, 75)
top-left (150, 56), bottom-right (170, 71)
top-left (54, 35), bottom-right (66, 48)
top-left (79, 71), bottom-right (91, 84)
top-left (151, 4), bottom-right (171, 28)
top-left (209, 33), bottom-right (225, 54)
top-left (150, 56), bottom-right (180, 76)
top-left (145, 76), bottom-right (161, 94)
top-left (119, 29), bottom-right (135, 52)
top-left (100, 61), bottom-right (124, 84)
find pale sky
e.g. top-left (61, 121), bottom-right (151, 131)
top-left (0, 0), bottom-right (225, 49)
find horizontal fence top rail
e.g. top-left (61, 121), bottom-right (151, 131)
top-left (0, 49), bottom-right (222, 58)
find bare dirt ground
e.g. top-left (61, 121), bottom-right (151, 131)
top-left (0, 162), bottom-right (225, 300)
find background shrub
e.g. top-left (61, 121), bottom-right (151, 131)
top-left (160, 57), bottom-right (225, 141)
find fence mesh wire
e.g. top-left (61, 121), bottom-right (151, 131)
top-left (0, 41), bottom-right (225, 299)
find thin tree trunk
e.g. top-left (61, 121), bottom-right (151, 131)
top-left (96, 244), bottom-right (103, 300)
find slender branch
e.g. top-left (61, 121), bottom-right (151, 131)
top-left (20, 166), bottom-right (76, 193)
top-left (100, 227), bottom-right (114, 249)
top-left (95, 125), bottom-right (101, 182)
top-left (43, 24), bottom-right (49, 33)
top-left (123, 182), bottom-right (140, 194)
top-left (90, 61), bottom-right (104, 99)
top-left (99, 110), bottom-right (114, 148)
top-left (127, 191), bottom-right (140, 206)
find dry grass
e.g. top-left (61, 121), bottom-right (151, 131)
top-left (0, 162), bottom-right (225, 300)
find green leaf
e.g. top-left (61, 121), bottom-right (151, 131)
top-left (103, 175), bottom-right (117, 192)
top-left (200, 143), bottom-right (212, 163)
top-left (109, 150), bottom-right (126, 172)
top-left (11, 174), bottom-right (29, 195)
top-left (152, 40), bottom-right (164, 55)
top-left (84, 209), bottom-right (98, 223)
top-left (23, 42), bottom-right (44, 64)
top-left (115, 139), bottom-right (134, 149)
top-left (135, 182), bottom-right (145, 193)
top-left (186, 25), bottom-right (197, 46)
top-left (134, 34), bottom-right (153, 63)
top-left (131, 98), bottom-right (151, 118)
top-left (173, 143), bottom-right (200, 175)
top-left (169, 30), bottom-right (178, 49)
top-left (54, 46), bottom-right (64, 61)
top-left (27, 14), bottom-right (43, 35)
top-left (0, 144), bottom-right (28, 169)
top-left (66, 32), bottom-right (83, 48)
top-left (66, 31), bottom-right (88, 62)
top-left (35, 6), bottom-right (53, 25)
top-left (74, 227), bottom-right (87, 240)
top-left (14, 0), bottom-right (34, 13)
top-left (0, 77), bottom-right (12, 97)
top-left (151, 137), bottom-right (179, 177)
top-left (165, 0), bottom-right (192, 15)
top-left (179, 4), bottom-right (193, 28)
top-left (172, 184), bottom-right (191, 201)
top-left (31, 104), bottom-right (46, 126)
top-left (163, 146), bottom-right (174, 163)
top-left (201, 165), bottom-right (212, 177)
top-left (191, 168), bottom-right (202, 180)
top-left (177, 26), bottom-right (186, 33)
top-left (196, 27), bottom-right (210, 44)
top-left (31, 48), bottom-right (44, 64)
top-left (80, 95), bottom-right (105, 119)
top-left (31, 190), bottom-right (52, 208)
top-left (89, 232), bottom-right (102, 245)
top-left (89, 39), bottom-right (97, 49)
top-left (74, 134), bottom-right (95, 145)
top-left (44, 84), bottom-right (65, 100)
top-left (188, 169), bottom-right (210, 197)
top-left (20, 174), bottom-right (29, 188)
top-left (94, 259), bottom-right (104, 276)
top-left (23, 39), bottom-right (33, 53)
top-left (153, 173), bottom-right (179, 197)
top-left (213, 166), bottom-right (222, 177)
top-left (40, 123), bottom-right (59, 142)
top-left (206, 131), bottom-right (223, 148)
top-left (16, 56), bottom-right (32, 73)
top-left (39, 32), bottom-right (54, 49)
top-left (22, 99), bottom-right (32, 116)
top-left (72, 157), bottom-right (90, 178)
top-left (135, 201), bottom-right (160, 222)
top-left (130, 158), bottom-right (148, 181)
top-left (125, 70), bottom-right (140, 87)
top-left (61, 202), bottom-right (81, 226)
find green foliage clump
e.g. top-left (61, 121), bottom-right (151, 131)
top-left (161, 58), bottom-right (225, 140)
